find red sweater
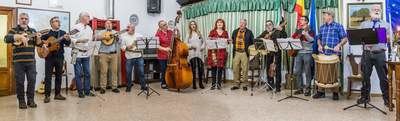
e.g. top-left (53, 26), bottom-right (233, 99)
top-left (155, 30), bottom-right (173, 60)
top-left (207, 30), bottom-right (228, 68)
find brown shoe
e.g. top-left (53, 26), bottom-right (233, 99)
top-left (54, 94), bottom-right (66, 100)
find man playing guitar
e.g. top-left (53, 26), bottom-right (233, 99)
top-left (4, 13), bottom-right (44, 109)
top-left (41, 16), bottom-right (71, 103)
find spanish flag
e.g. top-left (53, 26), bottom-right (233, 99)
top-left (294, 0), bottom-right (306, 27)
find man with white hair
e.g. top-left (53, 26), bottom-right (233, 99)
top-left (357, 5), bottom-right (392, 108)
top-left (70, 12), bottom-right (95, 98)
top-left (120, 24), bottom-right (146, 92)
top-left (231, 19), bottom-right (254, 91)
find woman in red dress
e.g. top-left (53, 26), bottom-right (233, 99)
top-left (207, 19), bottom-right (228, 90)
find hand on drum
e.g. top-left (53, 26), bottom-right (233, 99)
top-left (318, 45), bottom-right (323, 53)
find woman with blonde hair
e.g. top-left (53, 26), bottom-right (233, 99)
top-left (186, 20), bottom-right (205, 89)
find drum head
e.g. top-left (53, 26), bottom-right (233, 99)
top-left (313, 54), bottom-right (339, 63)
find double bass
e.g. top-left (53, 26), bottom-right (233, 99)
top-left (164, 11), bottom-right (193, 90)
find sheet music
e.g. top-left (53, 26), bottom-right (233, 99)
top-left (277, 38), bottom-right (303, 50)
top-left (206, 38), bottom-right (228, 49)
top-left (259, 38), bottom-right (277, 52)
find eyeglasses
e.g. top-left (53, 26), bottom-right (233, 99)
top-left (20, 17), bottom-right (29, 20)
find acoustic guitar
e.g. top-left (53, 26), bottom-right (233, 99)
top-left (13, 29), bottom-right (50, 46)
top-left (37, 80), bottom-right (45, 94)
top-left (37, 29), bottom-right (80, 58)
top-left (101, 29), bottom-right (127, 46)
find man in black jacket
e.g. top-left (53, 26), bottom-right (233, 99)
top-left (41, 16), bottom-right (71, 103)
top-left (257, 20), bottom-right (287, 92)
top-left (231, 19), bottom-right (254, 91)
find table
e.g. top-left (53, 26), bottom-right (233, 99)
top-left (387, 61), bottom-right (400, 120)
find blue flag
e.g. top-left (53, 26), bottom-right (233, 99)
top-left (309, 0), bottom-right (318, 53)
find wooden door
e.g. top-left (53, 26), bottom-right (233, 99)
top-left (0, 7), bottom-right (14, 96)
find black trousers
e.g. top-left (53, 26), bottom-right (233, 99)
top-left (211, 67), bottom-right (223, 85)
top-left (190, 57), bottom-right (204, 84)
top-left (44, 58), bottom-right (64, 97)
top-left (266, 51), bottom-right (282, 89)
top-left (361, 51), bottom-right (389, 101)
top-left (14, 62), bottom-right (36, 102)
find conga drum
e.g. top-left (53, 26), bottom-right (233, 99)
top-left (313, 54), bottom-right (340, 88)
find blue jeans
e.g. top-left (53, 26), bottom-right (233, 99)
top-left (159, 60), bottom-right (167, 85)
top-left (294, 53), bottom-right (313, 89)
top-left (74, 57), bottom-right (91, 95)
top-left (126, 58), bottom-right (146, 89)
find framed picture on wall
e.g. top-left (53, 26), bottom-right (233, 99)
top-left (16, 0), bottom-right (32, 6)
top-left (347, 2), bottom-right (383, 29)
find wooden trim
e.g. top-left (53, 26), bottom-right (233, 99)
top-left (0, 6), bottom-right (15, 95)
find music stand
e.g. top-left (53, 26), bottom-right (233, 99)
top-left (249, 38), bottom-right (276, 98)
top-left (137, 37), bottom-right (161, 99)
top-left (276, 38), bottom-right (309, 102)
top-left (201, 38), bottom-right (228, 95)
top-left (343, 28), bottom-right (386, 115)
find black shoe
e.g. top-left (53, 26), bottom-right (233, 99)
top-left (357, 97), bottom-right (370, 104)
top-left (44, 96), bottom-right (50, 103)
top-left (78, 92), bottom-right (85, 98)
top-left (141, 87), bottom-right (148, 91)
top-left (304, 90), bottom-right (311, 96)
top-left (211, 85), bottom-right (216, 90)
top-left (27, 101), bottom-right (37, 108)
top-left (294, 90), bottom-right (303, 95)
top-left (199, 81), bottom-right (205, 89)
top-left (100, 88), bottom-right (106, 94)
top-left (126, 86), bottom-right (132, 92)
top-left (312, 92), bottom-right (325, 99)
top-left (384, 100), bottom-right (394, 108)
top-left (275, 88), bottom-right (281, 93)
top-left (54, 94), bottom-right (66, 100)
top-left (217, 84), bottom-right (221, 90)
top-left (332, 92), bottom-right (339, 100)
top-left (243, 86), bottom-right (248, 91)
top-left (85, 92), bottom-right (96, 97)
top-left (112, 88), bottom-right (120, 93)
top-left (192, 85), bottom-right (197, 89)
top-left (231, 86), bottom-right (239, 90)
top-left (161, 84), bottom-right (168, 89)
top-left (19, 102), bottom-right (27, 109)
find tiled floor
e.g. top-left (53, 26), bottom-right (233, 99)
top-left (0, 83), bottom-right (395, 121)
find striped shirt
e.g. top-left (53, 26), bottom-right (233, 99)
top-left (4, 25), bottom-right (40, 62)
top-left (317, 21), bottom-right (347, 55)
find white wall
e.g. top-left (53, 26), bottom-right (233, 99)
top-left (342, 0), bottom-right (387, 94)
top-left (115, 0), bottom-right (181, 37)
top-left (0, 0), bottom-right (180, 90)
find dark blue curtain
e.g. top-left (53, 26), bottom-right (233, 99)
top-left (386, 0), bottom-right (400, 32)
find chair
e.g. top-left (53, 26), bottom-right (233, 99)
top-left (347, 54), bottom-right (363, 99)
top-left (248, 54), bottom-right (262, 82)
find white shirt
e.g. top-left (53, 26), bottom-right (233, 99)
top-left (70, 23), bottom-right (94, 58)
top-left (120, 32), bottom-right (143, 59)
